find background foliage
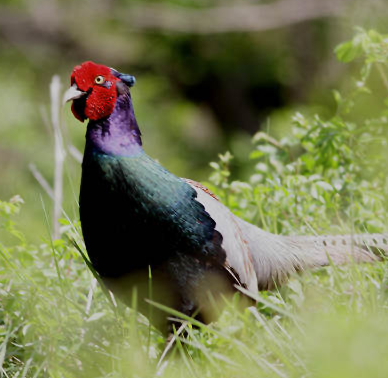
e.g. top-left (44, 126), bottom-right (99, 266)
top-left (1, 1), bottom-right (388, 377)
top-left (1, 0), bottom-right (388, 239)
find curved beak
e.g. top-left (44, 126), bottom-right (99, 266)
top-left (63, 84), bottom-right (86, 104)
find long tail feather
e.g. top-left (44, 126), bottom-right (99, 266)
top-left (283, 233), bottom-right (387, 265)
top-left (239, 216), bottom-right (386, 289)
top-left (189, 181), bottom-right (388, 291)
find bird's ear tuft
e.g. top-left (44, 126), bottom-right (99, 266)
top-left (111, 68), bottom-right (136, 87)
top-left (119, 74), bottom-right (136, 87)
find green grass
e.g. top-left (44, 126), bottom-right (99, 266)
top-left (1, 206), bottom-right (388, 377)
top-left (1, 28), bottom-right (388, 377)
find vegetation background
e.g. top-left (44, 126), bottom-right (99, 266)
top-left (0, 0), bottom-right (387, 239)
top-left (2, 0), bottom-right (388, 377)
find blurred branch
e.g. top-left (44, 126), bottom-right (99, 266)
top-left (68, 145), bottom-right (83, 164)
top-left (0, 8), bottom-right (72, 48)
top-left (0, 0), bottom-right (351, 44)
top-left (0, 6), bottom-right (124, 63)
top-left (31, 76), bottom-right (67, 239)
top-left (29, 163), bottom-right (54, 200)
top-left (123, 0), bottom-right (351, 33)
top-left (51, 75), bottom-right (66, 240)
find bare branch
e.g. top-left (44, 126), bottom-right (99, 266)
top-left (29, 163), bottom-right (54, 200)
top-left (68, 144), bottom-right (83, 164)
top-left (51, 75), bottom-right (66, 240)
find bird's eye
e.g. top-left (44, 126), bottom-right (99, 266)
top-left (95, 75), bottom-right (105, 85)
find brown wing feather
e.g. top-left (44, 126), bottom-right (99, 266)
top-left (183, 179), bottom-right (221, 201)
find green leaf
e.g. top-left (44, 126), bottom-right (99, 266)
top-left (301, 154), bottom-right (315, 171)
top-left (335, 41), bottom-right (363, 63)
top-left (316, 181), bottom-right (334, 192)
top-left (209, 162), bottom-right (220, 170)
top-left (333, 90), bottom-right (342, 106)
top-left (249, 150), bottom-right (265, 160)
top-left (368, 29), bottom-right (384, 43)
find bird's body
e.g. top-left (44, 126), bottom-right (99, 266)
top-left (79, 91), bottom-right (234, 327)
top-left (66, 61), bottom-right (387, 332)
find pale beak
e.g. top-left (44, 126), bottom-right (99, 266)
top-left (63, 84), bottom-right (86, 104)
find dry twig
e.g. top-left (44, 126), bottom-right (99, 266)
top-left (51, 75), bottom-right (66, 240)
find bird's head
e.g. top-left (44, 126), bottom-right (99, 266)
top-left (64, 61), bottom-right (136, 122)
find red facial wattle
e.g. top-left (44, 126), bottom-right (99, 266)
top-left (70, 61), bottom-right (120, 122)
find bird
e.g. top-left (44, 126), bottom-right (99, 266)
top-left (64, 61), bottom-right (388, 332)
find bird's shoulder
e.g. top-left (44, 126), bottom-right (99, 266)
top-left (183, 179), bottom-right (221, 202)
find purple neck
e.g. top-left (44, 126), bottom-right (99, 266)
top-left (86, 93), bottom-right (143, 156)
